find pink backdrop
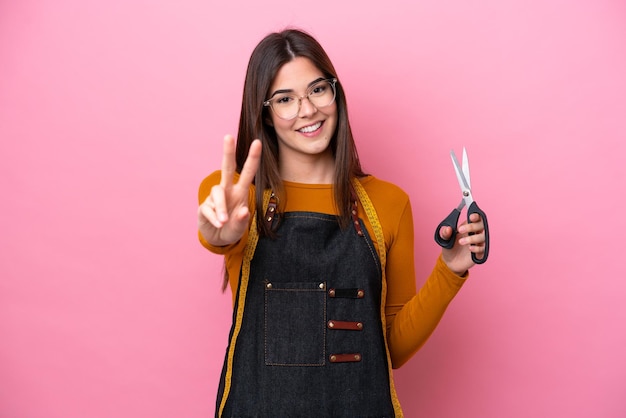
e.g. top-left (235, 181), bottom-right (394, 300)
top-left (1, 0), bottom-right (625, 417)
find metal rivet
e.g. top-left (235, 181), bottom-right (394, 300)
top-left (463, 191), bottom-right (470, 197)
top-left (330, 355), bottom-right (337, 362)
top-left (354, 354), bottom-right (361, 361)
top-left (329, 289), bottom-right (336, 297)
top-left (319, 283), bottom-right (325, 289)
top-left (328, 321), bottom-right (334, 328)
top-left (266, 216), bottom-right (273, 222)
top-left (269, 207), bottom-right (275, 212)
top-left (357, 322), bottom-right (363, 329)
top-left (357, 290), bottom-right (364, 298)
top-left (266, 283), bottom-right (272, 289)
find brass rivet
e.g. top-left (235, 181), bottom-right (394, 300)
top-left (266, 283), bottom-right (272, 289)
top-left (357, 290), bottom-right (364, 298)
top-left (328, 321), bottom-right (334, 328)
top-left (319, 283), bottom-right (325, 289)
top-left (354, 354), bottom-right (361, 361)
top-left (269, 207), bottom-right (275, 212)
top-left (266, 216), bottom-right (272, 222)
top-left (330, 355), bottom-right (337, 362)
top-left (357, 322), bottom-right (363, 329)
top-left (329, 289), bottom-right (335, 297)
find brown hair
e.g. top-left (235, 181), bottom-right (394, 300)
top-left (234, 28), bottom-right (366, 237)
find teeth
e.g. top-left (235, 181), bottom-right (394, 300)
top-left (299, 121), bottom-right (322, 133)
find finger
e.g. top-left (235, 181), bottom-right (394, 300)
top-left (233, 205), bottom-right (251, 223)
top-left (210, 185), bottom-right (229, 223)
top-left (224, 206), bottom-right (252, 241)
top-left (220, 134), bottom-right (236, 190)
top-left (439, 225), bottom-right (453, 240)
top-left (468, 212), bottom-right (482, 223)
top-left (459, 230), bottom-right (485, 246)
top-left (199, 197), bottom-right (224, 228)
top-left (470, 241), bottom-right (486, 256)
top-left (237, 139), bottom-right (262, 189)
top-left (458, 219), bottom-right (484, 235)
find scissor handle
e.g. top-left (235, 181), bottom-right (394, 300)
top-left (434, 208), bottom-right (461, 249)
top-left (468, 201), bottom-right (489, 264)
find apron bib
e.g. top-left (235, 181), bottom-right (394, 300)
top-left (216, 184), bottom-right (401, 417)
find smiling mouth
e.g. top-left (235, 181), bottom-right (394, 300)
top-left (297, 121), bottom-right (323, 133)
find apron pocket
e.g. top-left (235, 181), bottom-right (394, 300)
top-left (264, 281), bottom-right (326, 366)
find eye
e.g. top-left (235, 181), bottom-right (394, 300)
top-left (310, 83), bottom-right (327, 96)
top-left (274, 95), bottom-right (295, 105)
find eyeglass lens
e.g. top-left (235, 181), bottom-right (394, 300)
top-left (269, 79), bottom-right (336, 120)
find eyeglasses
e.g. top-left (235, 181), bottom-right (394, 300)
top-left (263, 78), bottom-right (337, 120)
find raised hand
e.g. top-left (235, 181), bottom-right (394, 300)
top-left (198, 135), bottom-right (262, 246)
top-left (439, 212), bottom-right (486, 276)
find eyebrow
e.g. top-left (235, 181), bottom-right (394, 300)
top-left (268, 77), bottom-right (326, 99)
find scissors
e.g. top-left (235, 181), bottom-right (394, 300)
top-left (434, 147), bottom-right (490, 264)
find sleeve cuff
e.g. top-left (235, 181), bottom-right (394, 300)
top-left (436, 254), bottom-right (469, 283)
top-left (198, 230), bottom-right (236, 254)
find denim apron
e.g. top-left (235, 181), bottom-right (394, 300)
top-left (216, 181), bottom-right (403, 417)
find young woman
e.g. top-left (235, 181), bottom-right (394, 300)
top-left (198, 28), bottom-right (486, 418)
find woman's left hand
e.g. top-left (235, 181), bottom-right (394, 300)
top-left (438, 212), bottom-right (487, 276)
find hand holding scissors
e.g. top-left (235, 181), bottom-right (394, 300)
top-left (434, 148), bottom-right (490, 264)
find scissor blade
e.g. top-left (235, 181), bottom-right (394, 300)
top-left (462, 147), bottom-right (470, 188)
top-left (450, 150), bottom-right (471, 191)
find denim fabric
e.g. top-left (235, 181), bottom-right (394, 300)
top-left (217, 212), bottom-right (394, 417)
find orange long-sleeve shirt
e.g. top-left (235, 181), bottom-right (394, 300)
top-left (198, 171), bottom-right (467, 368)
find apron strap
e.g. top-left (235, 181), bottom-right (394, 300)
top-left (263, 192), bottom-right (279, 229)
top-left (217, 189), bottom-right (273, 418)
top-left (351, 178), bottom-right (404, 418)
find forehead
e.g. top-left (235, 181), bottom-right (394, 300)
top-left (270, 57), bottom-right (325, 92)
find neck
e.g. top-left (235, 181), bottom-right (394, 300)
top-left (279, 151), bottom-right (335, 184)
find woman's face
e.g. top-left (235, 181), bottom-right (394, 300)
top-left (266, 57), bottom-right (338, 164)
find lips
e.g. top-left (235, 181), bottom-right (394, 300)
top-left (297, 121), bottom-right (323, 133)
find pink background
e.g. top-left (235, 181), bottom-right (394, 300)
top-left (1, 0), bottom-right (625, 417)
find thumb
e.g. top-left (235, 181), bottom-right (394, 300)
top-left (221, 206), bottom-right (251, 243)
top-left (233, 205), bottom-right (251, 224)
top-left (439, 225), bottom-right (453, 240)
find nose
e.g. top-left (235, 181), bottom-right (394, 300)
top-left (297, 96), bottom-right (317, 118)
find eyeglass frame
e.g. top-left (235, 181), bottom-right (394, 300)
top-left (262, 78), bottom-right (338, 120)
